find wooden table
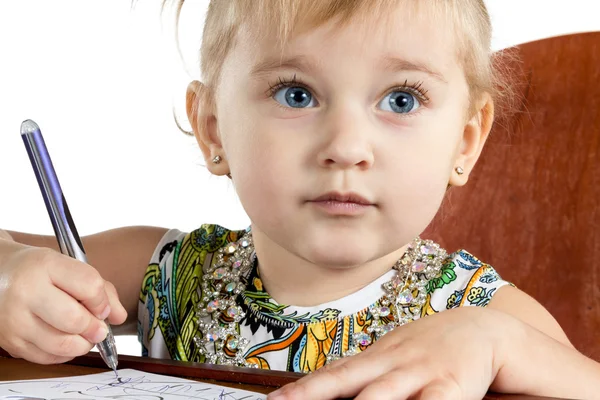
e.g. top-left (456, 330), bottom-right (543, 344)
top-left (0, 352), bottom-right (562, 399)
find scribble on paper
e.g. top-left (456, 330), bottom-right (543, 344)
top-left (0, 368), bottom-right (267, 400)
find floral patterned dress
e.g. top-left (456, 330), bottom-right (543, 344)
top-left (138, 224), bottom-right (509, 373)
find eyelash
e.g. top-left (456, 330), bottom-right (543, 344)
top-left (391, 79), bottom-right (430, 104)
top-left (265, 75), bottom-right (431, 104)
top-left (265, 74), bottom-right (310, 98)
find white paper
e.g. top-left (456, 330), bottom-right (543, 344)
top-left (0, 368), bottom-right (267, 400)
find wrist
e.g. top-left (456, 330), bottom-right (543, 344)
top-left (488, 309), bottom-right (527, 373)
top-left (472, 307), bottom-right (522, 376)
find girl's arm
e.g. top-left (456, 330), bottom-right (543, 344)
top-left (491, 309), bottom-right (600, 398)
top-left (487, 285), bottom-right (573, 347)
top-left (487, 286), bottom-right (600, 396)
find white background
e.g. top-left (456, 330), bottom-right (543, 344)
top-left (1, 1), bottom-right (599, 356)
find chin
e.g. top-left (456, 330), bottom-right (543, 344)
top-left (308, 254), bottom-right (368, 269)
top-left (302, 237), bottom-right (378, 269)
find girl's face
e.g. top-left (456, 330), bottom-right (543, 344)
top-left (200, 6), bottom-right (489, 269)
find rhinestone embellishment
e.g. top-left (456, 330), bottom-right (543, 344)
top-left (225, 282), bottom-right (236, 293)
top-left (354, 332), bottom-right (372, 346)
top-left (194, 234), bottom-right (255, 368)
top-left (326, 238), bottom-right (446, 365)
top-left (194, 234), bottom-right (447, 369)
top-left (212, 268), bottom-right (227, 280)
top-left (412, 261), bottom-right (426, 273)
top-left (378, 306), bottom-right (390, 317)
top-left (226, 336), bottom-right (239, 351)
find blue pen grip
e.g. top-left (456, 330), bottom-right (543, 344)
top-left (22, 127), bottom-right (87, 261)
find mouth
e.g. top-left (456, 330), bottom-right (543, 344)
top-left (308, 191), bottom-right (376, 216)
top-left (311, 192), bottom-right (374, 205)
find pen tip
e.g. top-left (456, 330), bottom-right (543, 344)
top-left (20, 119), bottom-right (40, 135)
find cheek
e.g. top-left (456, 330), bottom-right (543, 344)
top-left (382, 109), bottom-right (466, 228)
top-left (225, 119), bottom-right (293, 180)
top-left (387, 152), bottom-right (449, 222)
top-left (220, 115), bottom-right (300, 221)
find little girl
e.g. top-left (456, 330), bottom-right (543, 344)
top-left (1, 0), bottom-right (599, 399)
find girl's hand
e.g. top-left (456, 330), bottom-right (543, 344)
top-left (0, 240), bottom-right (127, 364)
top-left (268, 307), bottom-right (507, 400)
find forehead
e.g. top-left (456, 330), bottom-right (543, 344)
top-left (223, 3), bottom-right (461, 82)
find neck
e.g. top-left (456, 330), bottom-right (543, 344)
top-left (250, 226), bottom-right (408, 307)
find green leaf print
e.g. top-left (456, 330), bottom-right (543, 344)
top-left (254, 299), bottom-right (290, 314)
top-left (426, 261), bottom-right (457, 294)
top-left (245, 290), bottom-right (272, 301)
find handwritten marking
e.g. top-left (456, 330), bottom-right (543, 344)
top-left (0, 370), bottom-right (266, 400)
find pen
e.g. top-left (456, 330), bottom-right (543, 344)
top-left (20, 119), bottom-right (118, 376)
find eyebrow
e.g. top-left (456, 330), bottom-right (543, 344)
top-left (381, 56), bottom-right (447, 83)
top-left (250, 54), bottom-right (447, 83)
top-left (250, 55), bottom-right (317, 77)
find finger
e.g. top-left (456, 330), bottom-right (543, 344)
top-left (353, 369), bottom-right (428, 400)
top-left (268, 351), bottom-right (392, 400)
top-left (48, 256), bottom-right (111, 320)
top-left (29, 285), bottom-right (108, 344)
top-left (415, 381), bottom-right (463, 400)
top-left (31, 285), bottom-right (94, 333)
top-left (5, 338), bottom-right (75, 365)
top-left (22, 313), bottom-right (95, 358)
top-left (105, 281), bottom-right (128, 325)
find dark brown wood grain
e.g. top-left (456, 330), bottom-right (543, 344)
top-left (69, 351), bottom-right (301, 389)
top-left (423, 31), bottom-right (600, 361)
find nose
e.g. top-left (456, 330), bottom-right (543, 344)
top-left (317, 104), bottom-right (375, 170)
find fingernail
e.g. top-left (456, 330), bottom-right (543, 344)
top-left (92, 324), bottom-right (108, 343)
top-left (97, 305), bottom-right (111, 320)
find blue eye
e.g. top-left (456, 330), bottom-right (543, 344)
top-left (379, 91), bottom-right (420, 114)
top-left (273, 86), bottom-right (316, 108)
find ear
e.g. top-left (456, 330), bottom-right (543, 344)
top-left (186, 80), bottom-right (230, 176)
top-left (449, 93), bottom-right (495, 187)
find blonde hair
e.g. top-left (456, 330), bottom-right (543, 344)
top-left (169, 0), bottom-right (514, 123)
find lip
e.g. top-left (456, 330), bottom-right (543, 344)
top-left (311, 191), bottom-right (374, 205)
top-left (308, 191), bottom-right (375, 216)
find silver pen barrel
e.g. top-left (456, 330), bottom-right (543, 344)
top-left (20, 119), bottom-right (119, 375)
